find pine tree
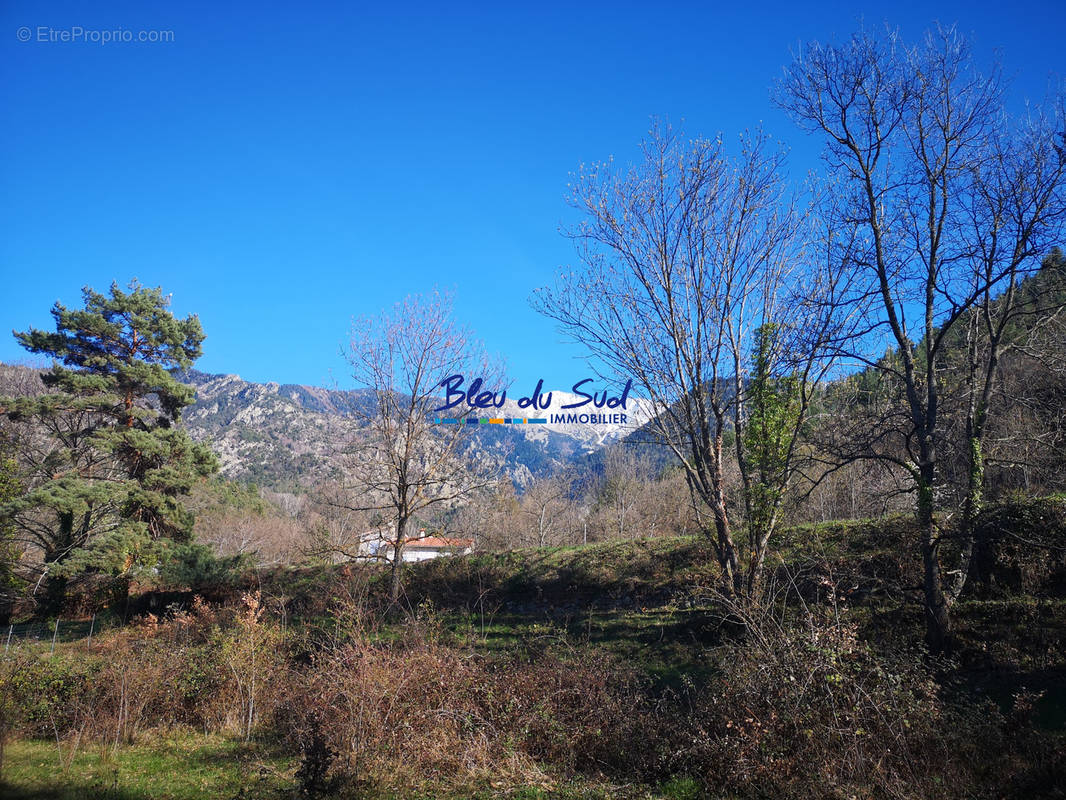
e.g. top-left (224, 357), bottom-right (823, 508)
top-left (0, 439), bottom-right (21, 626)
top-left (0, 281), bottom-right (218, 613)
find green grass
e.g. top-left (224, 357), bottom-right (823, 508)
top-left (0, 734), bottom-right (295, 800)
top-left (0, 737), bottom-right (726, 800)
top-left (426, 605), bottom-right (722, 690)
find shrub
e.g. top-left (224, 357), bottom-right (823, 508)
top-left (272, 631), bottom-right (651, 789)
top-left (3, 580), bottom-right (1060, 798)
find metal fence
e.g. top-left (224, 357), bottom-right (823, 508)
top-left (2, 613), bottom-right (122, 654)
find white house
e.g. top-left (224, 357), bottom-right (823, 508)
top-left (361, 529), bottom-right (474, 563)
top-left (392, 535), bottom-right (474, 562)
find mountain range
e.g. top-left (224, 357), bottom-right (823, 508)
top-left (0, 363), bottom-right (660, 490)
top-left (178, 370), bottom-right (656, 490)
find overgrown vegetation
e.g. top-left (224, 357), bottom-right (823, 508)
top-left (0, 501), bottom-right (1063, 799)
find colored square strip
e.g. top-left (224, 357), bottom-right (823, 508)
top-left (434, 418), bottom-right (547, 424)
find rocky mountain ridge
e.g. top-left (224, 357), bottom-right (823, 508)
top-left (0, 363), bottom-right (657, 491)
top-left (179, 370), bottom-right (654, 490)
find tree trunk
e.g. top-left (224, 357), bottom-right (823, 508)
top-left (388, 517), bottom-right (406, 609)
top-left (953, 331), bottom-right (997, 604)
top-left (709, 432), bottom-right (741, 594)
top-left (40, 573), bottom-right (67, 619)
top-left (746, 508), bottom-right (779, 598)
top-left (950, 435), bottom-right (983, 603)
top-left (921, 537), bottom-right (952, 654)
top-left (38, 511), bottom-right (75, 618)
top-left (917, 462), bottom-right (952, 654)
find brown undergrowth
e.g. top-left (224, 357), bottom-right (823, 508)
top-left (3, 581), bottom-right (1061, 799)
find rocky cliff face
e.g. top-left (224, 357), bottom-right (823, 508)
top-left (178, 372), bottom-right (350, 488)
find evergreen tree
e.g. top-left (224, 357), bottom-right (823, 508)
top-left (0, 439), bottom-right (21, 626)
top-left (740, 323), bottom-right (802, 591)
top-left (0, 281), bottom-right (218, 613)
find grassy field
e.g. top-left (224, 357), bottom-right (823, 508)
top-left (0, 735), bottom-right (294, 800)
top-left (2, 499), bottom-right (1064, 799)
top-left (0, 737), bottom-right (713, 800)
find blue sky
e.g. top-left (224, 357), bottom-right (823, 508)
top-left (1, 0), bottom-right (1063, 392)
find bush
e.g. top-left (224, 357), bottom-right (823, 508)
top-left (272, 632), bottom-right (650, 788)
top-left (654, 593), bottom-right (1061, 800)
top-left (970, 498), bottom-right (1066, 597)
top-left (2, 583), bottom-right (1061, 798)
top-left (158, 541), bottom-right (249, 593)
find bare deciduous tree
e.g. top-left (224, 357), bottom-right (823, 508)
top-left (535, 121), bottom-right (839, 595)
top-left (516, 471), bottom-right (574, 548)
top-left (592, 447), bottom-right (651, 541)
top-left (341, 291), bottom-right (501, 607)
top-left (777, 26), bottom-right (1066, 651)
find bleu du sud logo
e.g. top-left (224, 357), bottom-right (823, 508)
top-left (433, 376), bottom-right (633, 425)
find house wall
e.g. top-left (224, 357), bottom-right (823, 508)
top-left (412, 551), bottom-right (439, 562)
top-left (387, 546), bottom-right (473, 563)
